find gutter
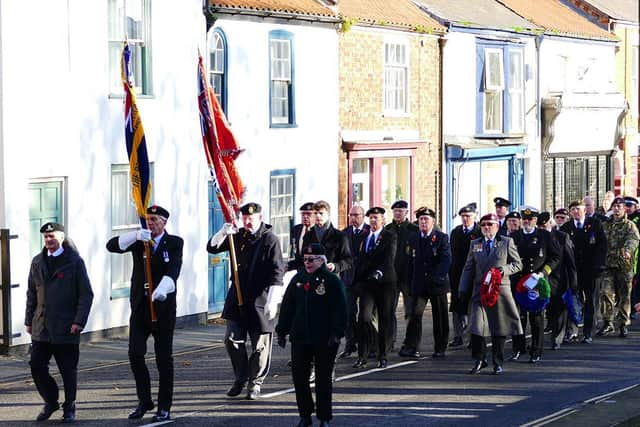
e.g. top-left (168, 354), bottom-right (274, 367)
top-left (204, 5), bottom-right (341, 25)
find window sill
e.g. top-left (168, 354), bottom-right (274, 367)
top-left (270, 123), bottom-right (298, 129)
top-left (108, 93), bottom-right (155, 100)
top-left (475, 133), bottom-right (526, 139)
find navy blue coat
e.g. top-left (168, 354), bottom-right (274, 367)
top-left (407, 230), bottom-right (452, 297)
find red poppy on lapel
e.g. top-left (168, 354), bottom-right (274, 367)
top-left (431, 235), bottom-right (437, 243)
top-left (57, 272), bottom-right (64, 279)
top-left (303, 283), bottom-right (310, 292)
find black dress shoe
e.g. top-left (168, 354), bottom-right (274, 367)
top-left (620, 325), bottom-right (629, 337)
top-left (352, 358), bottom-right (367, 369)
top-left (431, 351), bottom-right (445, 358)
top-left (226, 382), bottom-right (245, 397)
top-left (127, 401), bottom-right (154, 420)
top-left (449, 337), bottom-right (463, 347)
top-left (399, 347), bottom-right (419, 358)
top-left (493, 365), bottom-right (503, 375)
top-left (36, 402), bottom-right (60, 421)
top-left (296, 416), bottom-right (313, 427)
top-left (61, 402), bottom-right (76, 424)
top-left (247, 386), bottom-right (261, 400)
top-left (508, 351), bottom-right (522, 361)
top-left (377, 359), bottom-right (388, 368)
top-left (563, 333), bottom-right (578, 343)
top-left (581, 336), bottom-right (593, 344)
top-left (469, 360), bottom-right (488, 374)
top-left (529, 356), bottom-right (541, 364)
top-left (151, 409), bottom-right (171, 422)
top-left (596, 324), bottom-right (615, 336)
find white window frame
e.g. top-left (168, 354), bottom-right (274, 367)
top-left (269, 171), bottom-right (294, 259)
top-left (108, 0), bottom-right (151, 95)
top-left (270, 38), bottom-right (292, 125)
top-left (384, 40), bottom-right (409, 115)
top-left (483, 48), bottom-right (504, 133)
top-left (208, 30), bottom-right (225, 106)
top-left (508, 50), bottom-right (525, 134)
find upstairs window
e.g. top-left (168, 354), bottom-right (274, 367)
top-left (384, 42), bottom-right (409, 114)
top-left (208, 28), bottom-right (227, 112)
top-left (108, 0), bottom-right (152, 95)
top-left (508, 50), bottom-right (524, 133)
top-left (269, 31), bottom-right (295, 127)
top-left (484, 48), bottom-right (504, 133)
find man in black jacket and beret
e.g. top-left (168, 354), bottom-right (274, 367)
top-left (208, 202), bottom-right (285, 401)
top-left (107, 204), bottom-right (183, 421)
top-left (26, 222), bottom-right (93, 423)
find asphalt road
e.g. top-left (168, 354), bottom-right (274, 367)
top-left (1, 315), bottom-right (639, 426)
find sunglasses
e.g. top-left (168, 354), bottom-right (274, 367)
top-left (303, 256), bottom-right (319, 263)
top-left (480, 222), bottom-right (496, 227)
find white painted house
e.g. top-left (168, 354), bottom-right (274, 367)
top-left (0, 0), bottom-right (212, 348)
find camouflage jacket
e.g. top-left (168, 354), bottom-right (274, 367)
top-left (603, 217), bottom-right (640, 271)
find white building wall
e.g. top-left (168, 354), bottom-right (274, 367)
top-left (1, 0), bottom-right (209, 345)
top-left (212, 18), bottom-right (340, 223)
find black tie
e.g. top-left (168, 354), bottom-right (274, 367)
top-left (354, 228), bottom-right (361, 236)
top-left (366, 235), bottom-right (375, 253)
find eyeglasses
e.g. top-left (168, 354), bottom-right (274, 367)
top-left (303, 257), bottom-right (319, 263)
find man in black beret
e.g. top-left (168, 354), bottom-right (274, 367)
top-left (107, 205), bottom-right (184, 421)
top-left (553, 208), bottom-right (570, 228)
top-left (505, 211), bottom-right (522, 236)
top-left (400, 207), bottom-right (451, 359)
top-left (353, 207), bottom-right (397, 369)
top-left (494, 197), bottom-right (511, 236)
top-left (288, 202), bottom-right (315, 271)
top-left (447, 203), bottom-right (480, 347)
top-left (385, 200), bottom-right (419, 349)
top-left (26, 223), bottom-right (93, 423)
top-left (208, 202), bottom-right (285, 401)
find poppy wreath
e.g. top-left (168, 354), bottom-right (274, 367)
top-left (562, 288), bottom-right (583, 324)
top-left (480, 268), bottom-right (503, 308)
top-left (514, 273), bottom-right (551, 312)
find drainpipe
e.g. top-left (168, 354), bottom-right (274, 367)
top-left (438, 35), bottom-right (447, 227)
top-left (535, 34), bottom-right (544, 207)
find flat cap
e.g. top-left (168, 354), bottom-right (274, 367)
top-left (415, 206), bottom-right (436, 219)
top-left (505, 211), bottom-right (521, 220)
top-left (458, 203), bottom-right (477, 215)
top-left (479, 213), bottom-right (499, 224)
top-left (623, 196), bottom-right (638, 206)
top-left (391, 200), bottom-right (408, 209)
top-left (40, 222), bottom-right (64, 233)
top-left (568, 199), bottom-right (585, 209)
top-left (147, 205), bottom-right (170, 218)
top-left (299, 202), bottom-right (315, 211)
top-left (520, 206), bottom-right (540, 219)
top-left (554, 208), bottom-right (569, 217)
top-left (493, 197), bottom-right (511, 207)
top-left (303, 243), bottom-right (326, 256)
top-left (538, 212), bottom-right (551, 226)
top-left (240, 202), bottom-right (262, 215)
top-left (366, 206), bottom-right (385, 216)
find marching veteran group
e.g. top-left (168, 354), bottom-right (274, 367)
top-left (23, 194), bottom-right (640, 426)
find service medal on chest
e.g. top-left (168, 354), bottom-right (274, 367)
top-left (316, 281), bottom-right (326, 295)
top-left (532, 237), bottom-right (538, 245)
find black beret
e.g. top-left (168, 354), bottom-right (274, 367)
top-left (493, 197), bottom-right (511, 207)
top-left (554, 208), bottom-right (569, 217)
top-left (520, 206), bottom-right (540, 219)
top-left (623, 196), bottom-right (638, 206)
top-left (240, 202), bottom-right (262, 215)
top-left (303, 243), bottom-right (326, 256)
top-left (40, 222), bottom-right (64, 233)
top-left (366, 206), bottom-right (385, 216)
top-left (415, 206), bottom-right (436, 219)
top-left (505, 211), bottom-right (521, 220)
top-left (391, 200), bottom-right (408, 209)
top-left (147, 205), bottom-right (170, 218)
top-left (458, 202), bottom-right (477, 215)
top-left (538, 212), bottom-right (551, 226)
top-left (299, 202), bottom-right (315, 211)
top-left (568, 199), bottom-right (585, 209)
top-left (611, 197), bottom-right (625, 206)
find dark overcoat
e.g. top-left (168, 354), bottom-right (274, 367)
top-left (340, 224), bottom-right (370, 287)
top-left (448, 222), bottom-right (481, 313)
top-left (354, 228), bottom-right (397, 292)
top-left (300, 223), bottom-right (352, 274)
top-left (407, 230), bottom-right (452, 297)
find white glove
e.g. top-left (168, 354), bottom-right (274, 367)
top-left (137, 229), bottom-right (152, 242)
top-left (209, 223), bottom-right (237, 248)
top-left (118, 230), bottom-right (138, 250)
top-left (264, 285), bottom-right (285, 320)
top-left (152, 276), bottom-right (176, 302)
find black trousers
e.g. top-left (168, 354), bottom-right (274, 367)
top-left (512, 310), bottom-right (544, 357)
top-left (357, 284), bottom-right (396, 360)
top-left (128, 309), bottom-right (175, 411)
top-left (343, 287), bottom-right (358, 353)
top-left (548, 293), bottom-right (568, 346)
top-left (577, 272), bottom-right (599, 338)
top-left (404, 293), bottom-right (449, 353)
top-left (291, 342), bottom-right (339, 422)
top-left (30, 341), bottom-right (79, 408)
top-left (471, 334), bottom-right (505, 367)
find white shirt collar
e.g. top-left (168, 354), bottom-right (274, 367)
top-left (48, 246), bottom-right (64, 257)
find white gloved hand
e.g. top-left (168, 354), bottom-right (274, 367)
top-left (209, 222), bottom-right (237, 248)
top-left (118, 230), bottom-right (138, 250)
top-left (137, 229), bottom-right (152, 242)
top-left (264, 285), bottom-right (285, 320)
top-left (152, 276), bottom-right (176, 302)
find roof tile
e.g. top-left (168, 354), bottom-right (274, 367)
top-left (338, 0), bottom-right (446, 32)
top-left (208, 0), bottom-right (338, 18)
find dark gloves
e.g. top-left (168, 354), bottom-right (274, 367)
top-left (327, 335), bottom-right (340, 347)
top-left (367, 270), bottom-right (383, 282)
top-left (277, 334), bottom-right (287, 349)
